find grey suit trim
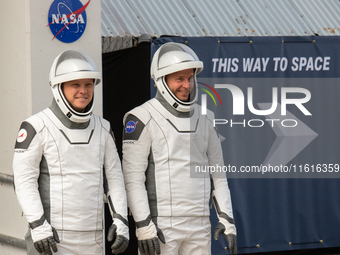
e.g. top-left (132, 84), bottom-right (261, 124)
top-left (135, 215), bottom-right (152, 229)
top-left (49, 99), bottom-right (89, 129)
top-left (145, 148), bottom-right (158, 225)
top-left (59, 129), bottom-right (94, 145)
top-left (123, 114), bottom-right (145, 141)
top-left (38, 156), bottom-right (51, 224)
top-left (113, 213), bottom-right (129, 227)
top-left (155, 91), bottom-right (193, 118)
top-left (211, 178), bottom-right (234, 224)
top-left (15, 121), bottom-right (36, 150)
top-left (219, 212), bottom-right (235, 224)
top-left (29, 215), bottom-right (46, 229)
top-left (108, 194), bottom-right (129, 226)
top-left (212, 196), bottom-right (234, 224)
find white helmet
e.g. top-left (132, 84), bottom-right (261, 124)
top-left (49, 50), bottom-right (101, 123)
top-left (151, 42), bottom-right (203, 112)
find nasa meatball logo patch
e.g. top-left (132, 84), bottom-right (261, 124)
top-left (125, 121), bottom-right (138, 133)
top-left (17, 129), bottom-right (28, 143)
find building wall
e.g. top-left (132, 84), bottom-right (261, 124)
top-left (0, 0), bottom-right (102, 253)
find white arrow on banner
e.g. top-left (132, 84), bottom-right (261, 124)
top-left (258, 103), bottom-right (318, 166)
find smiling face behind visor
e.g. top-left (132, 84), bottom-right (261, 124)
top-left (49, 50), bottom-right (101, 123)
top-left (165, 68), bottom-right (195, 102)
top-left (151, 43), bottom-right (204, 112)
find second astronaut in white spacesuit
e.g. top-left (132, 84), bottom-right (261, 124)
top-left (122, 42), bottom-right (237, 255)
top-left (13, 50), bottom-right (129, 255)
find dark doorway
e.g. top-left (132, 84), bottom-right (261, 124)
top-left (102, 41), bottom-right (151, 255)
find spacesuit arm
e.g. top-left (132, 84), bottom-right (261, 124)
top-left (206, 114), bottom-right (237, 254)
top-left (211, 176), bottom-right (237, 255)
top-left (122, 111), bottom-right (165, 254)
top-left (122, 111), bottom-right (152, 222)
top-left (103, 121), bottom-right (129, 254)
top-left (13, 119), bottom-right (60, 254)
top-left (13, 119), bottom-right (45, 224)
top-left (208, 130), bottom-right (236, 234)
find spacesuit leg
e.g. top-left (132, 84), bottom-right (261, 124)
top-left (151, 217), bottom-right (211, 255)
top-left (137, 236), bottom-right (180, 255)
top-left (146, 217), bottom-right (182, 255)
top-left (178, 217), bottom-right (211, 255)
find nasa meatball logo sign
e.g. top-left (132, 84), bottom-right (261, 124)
top-left (48, 0), bottom-right (90, 43)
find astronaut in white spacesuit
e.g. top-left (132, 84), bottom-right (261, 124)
top-left (122, 42), bottom-right (237, 255)
top-left (13, 50), bottom-right (129, 255)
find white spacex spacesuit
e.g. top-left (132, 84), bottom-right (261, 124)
top-left (122, 43), bottom-right (237, 255)
top-left (13, 50), bottom-right (129, 255)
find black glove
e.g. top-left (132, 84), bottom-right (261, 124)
top-left (107, 222), bottom-right (129, 254)
top-left (214, 222), bottom-right (237, 255)
top-left (137, 225), bottom-right (166, 255)
top-left (32, 225), bottom-right (60, 255)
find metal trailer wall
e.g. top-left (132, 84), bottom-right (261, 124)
top-left (101, 0), bottom-right (340, 53)
top-left (0, 0), bottom-right (102, 254)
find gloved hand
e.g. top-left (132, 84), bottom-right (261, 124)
top-left (214, 218), bottom-right (237, 255)
top-left (136, 220), bottom-right (165, 255)
top-left (107, 218), bottom-right (129, 254)
top-left (30, 220), bottom-right (60, 255)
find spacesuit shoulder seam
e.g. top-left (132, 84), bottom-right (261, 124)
top-left (95, 115), bottom-right (111, 133)
top-left (124, 103), bottom-right (152, 126)
top-left (25, 112), bottom-right (46, 133)
top-left (196, 104), bottom-right (215, 123)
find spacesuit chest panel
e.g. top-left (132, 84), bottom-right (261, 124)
top-left (145, 100), bottom-right (211, 217)
top-left (148, 99), bottom-right (198, 132)
top-left (43, 108), bottom-right (95, 143)
top-left (40, 109), bottom-right (104, 231)
top-left (147, 99), bottom-right (209, 161)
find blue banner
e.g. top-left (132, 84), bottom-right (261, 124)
top-left (151, 36), bottom-right (340, 254)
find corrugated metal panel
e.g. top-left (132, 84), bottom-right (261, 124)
top-left (126, 0), bottom-right (205, 37)
top-left (102, 35), bottom-right (134, 53)
top-left (183, 0), bottom-right (261, 36)
top-left (101, 0), bottom-right (149, 52)
top-left (289, 0), bottom-right (340, 36)
top-left (100, 0), bottom-right (340, 52)
top-left (101, 0), bottom-right (147, 37)
top-left (238, 0), bottom-right (314, 36)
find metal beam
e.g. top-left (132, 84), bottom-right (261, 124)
top-left (0, 233), bottom-right (26, 249)
top-left (0, 173), bottom-right (14, 185)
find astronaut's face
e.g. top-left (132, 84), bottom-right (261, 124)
top-left (165, 69), bottom-right (194, 102)
top-left (62, 79), bottom-right (94, 112)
